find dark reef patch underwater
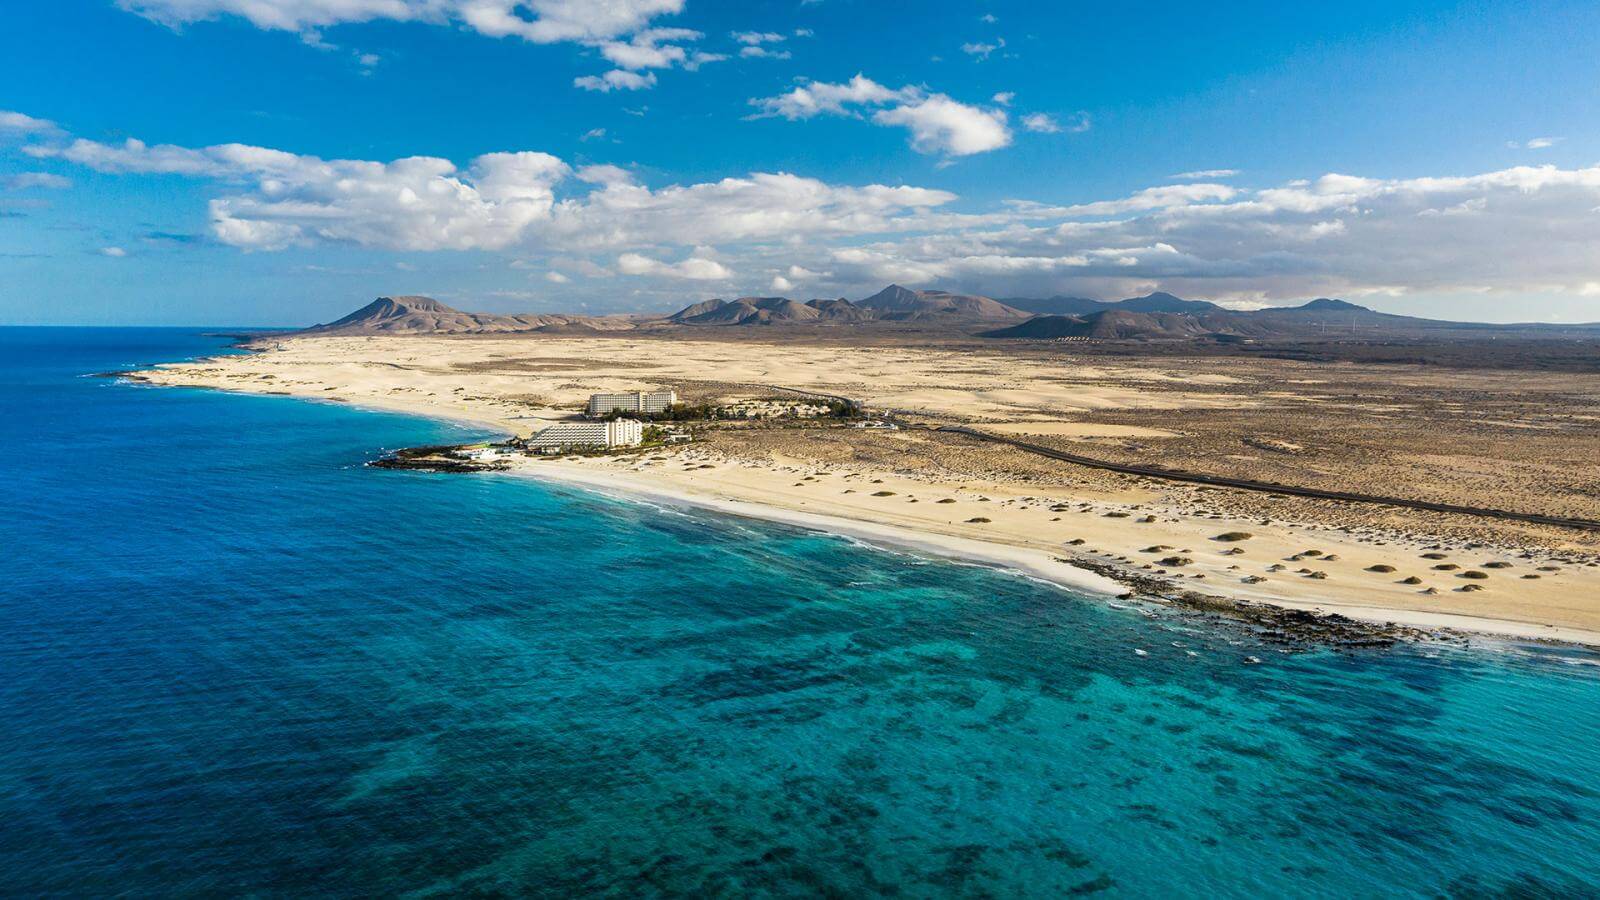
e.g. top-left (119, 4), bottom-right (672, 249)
top-left (2, 328), bottom-right (1598, 896)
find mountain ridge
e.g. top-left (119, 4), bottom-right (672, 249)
top-left (302, 295), bottom-right (634, 335)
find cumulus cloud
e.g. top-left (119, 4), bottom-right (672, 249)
top-left (1170, 168), bottom-right (1239, 180)
top-left (98, 246), bottom-right (127, 257)
top-left (20, 121), bottom-right (959, 258)
top-left (118, 1), bottom-right (709, 90)
top-left (597, 26), bottom-right (700, 69)
top-left (574, 69), bottom-right (656, 91)
top-left (800, 165), bottom-right (1600, 303)
top-left (617, 251), bottom-right (730, 279)
top-left (23, 112), bottom-right (1600, 307)
top-left (769, 274), bottom-right (794, 292)
top-left (960, 38), bottom-right (1003, 59)
top-left (544, 270), bottom-right (570, 283)
top-left (546, 171), bottom-right (957, 248)
top-left (1507, 136), bottom-right (1562, 150)
top-left (1021, 113), bottom-right (1060, 133)
top-left (749, 75), bottom-right (1011, 156)
top-left (1021, 111), bottom-right (1091, 136)
top-left (117, 0), bottom-right (685, 43)
top-left (30, 137), bottom-right (570, 251)
top-left (1, 110), bottom-right (59, 133)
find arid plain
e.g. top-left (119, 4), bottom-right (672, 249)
top-left (135, 329), bottom-right (1600, 644)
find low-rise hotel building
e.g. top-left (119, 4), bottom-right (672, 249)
top-left (587, 390), bottom-right (678, 417)
top-left (526, 419), bottom-right (643, 453)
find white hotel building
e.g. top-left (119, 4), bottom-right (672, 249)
top-left (526, 420), bottom-right (643, 453)
top-left (587, 390), bottom-right (678, 417)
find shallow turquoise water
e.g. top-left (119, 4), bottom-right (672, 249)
top-left (2, 328), bottom-right (1598, 897)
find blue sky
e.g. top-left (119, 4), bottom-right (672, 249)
top-left (2, 0), bottom-right (1599, 325)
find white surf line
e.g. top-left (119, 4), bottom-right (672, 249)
top-left (506, 463), bottom-right (1127, 600)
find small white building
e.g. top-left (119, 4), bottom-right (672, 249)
top-left (587, 390), bottom-right (678, 417)
top-left (527, 419), bottom-right (644, 453)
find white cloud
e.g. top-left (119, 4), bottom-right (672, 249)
top-left (685, 50), bottom-right (725, 68)
top-left (960, 38), bottom-right (1003, 59)
top-left (99, 246), bottom-right (127, 257)
top-left (29, 111), bottom-right (1600, 308)
top-left (799, 164), bottom-right (1600, 303)
top-left (580, 127), bottom-right (607, 141)
top-left (793, 27), bottom-right (813, 37)
top-left (118, 1), bottom-right (709, 91)
top-left (574, 69), bottom-right (657, 91)
top-left (545, 270), bottom-right (570, 283)
top-left (731, 30), bottom-right (784, 44)
top-left (4, 172), bottom-right (72, 190)
top-left (751, 74), bottom-right (904, 119)
top-left (991, 91), bottom-right (1014, 106)
top-left (617, 251), bottom-right (730, 280)
top-left (1021, 113), bottom-right (1060, 133)
top-left (1170, 168), bottom-right (1239, 180)
top-left (0, 110), bottom-right (58, 133)
top-left (547, 171), bottom-right (957, 248)
top-left (597, 26), bottom-right (700, 69)
top-left (739, 46), bottom-right (791, 59)
top-left (769, 275), bottom-right (794, 292)
top-left (980, 13), bottom-right (997, 22)
top-left (22, 120), bottom-right (962, 258)
top-left (750, 75), bottom-right (1011, 156)
top-left (32, 136), bottom-right (571, 251)
top-left (1508, 136), bottom-right (1562, 150)
top-left (575, 163), bottom-right (632, 185)
top-left (117, 0), bottom-right (686, 43)
top-left (873, 95), bottom-right (1010, 156)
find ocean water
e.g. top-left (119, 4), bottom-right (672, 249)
top-left (2, 328), bottom-right (1599, 898)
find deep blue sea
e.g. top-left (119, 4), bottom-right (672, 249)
top-left (3, 328), bottom-right (1600, 897)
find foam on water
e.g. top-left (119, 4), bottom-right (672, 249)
top-left (2, 328), bottom-right (1599, 896)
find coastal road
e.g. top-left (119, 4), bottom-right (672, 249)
top-left (936, 425), bottom-right (1600, 533)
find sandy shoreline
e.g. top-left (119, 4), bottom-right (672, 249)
top-left (126, 334), bottom-right (1600, 650)
top-left (508, 461), bottom-right (1127, 599)
top-left (506, 456), bottom-right (1600, 648)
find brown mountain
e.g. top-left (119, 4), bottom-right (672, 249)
top-left (302, 296), bottom-right (633, 335)
top-left (667, 296), bottom-right (822, 325)
top-left (984, 310), bottom-right (1217, 340)
top-left (857, 284), bottom-right (1030, 320)
top-left (984, 296), bottom-right (1600, 341)
top-left (667, 295), bottom-right (875, 325)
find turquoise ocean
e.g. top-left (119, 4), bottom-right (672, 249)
top-left (2, 327), bottom-right (1599, 897)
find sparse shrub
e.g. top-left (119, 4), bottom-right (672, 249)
top-left (1214, 532), bottom-right (1253, 542)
